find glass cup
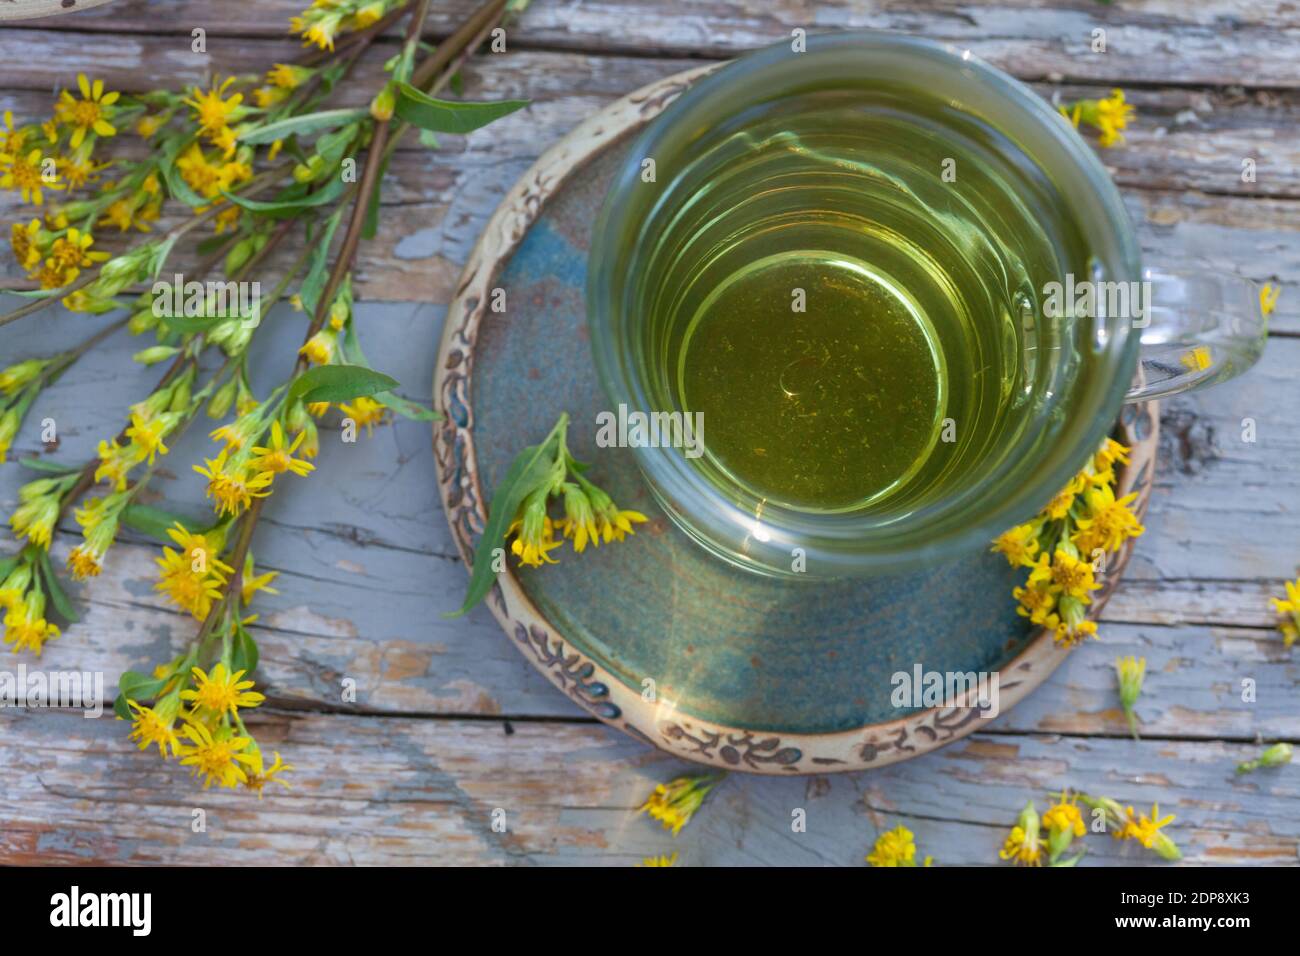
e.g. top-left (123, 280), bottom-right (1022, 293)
top-left (587, 32), bottom-right (1268, 578)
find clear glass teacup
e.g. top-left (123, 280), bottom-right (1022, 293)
top-left (587, 32), bottom-right (1267, 578)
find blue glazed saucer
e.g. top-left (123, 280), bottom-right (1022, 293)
top-left (433, 68), bottom-right (1157, 773)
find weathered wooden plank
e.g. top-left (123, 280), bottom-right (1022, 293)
top-left (0, 709), bottom-right (1293, 865)
top-left (2, 305), bottom-right (1297, 733)
top-left (10, 0), bottom-right (1300, 86)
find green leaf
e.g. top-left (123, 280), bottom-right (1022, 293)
top-left (222, 175), bottom-right (346, 215)
top-left (238, 108), bottom-right (369, 146)
top-left (121, 504), bottom-right (206, 543)
top-left (35, 549), bottom-right (79, 624)
top-left (361, 152), bottom-right (392, 241)
top-left (393, 83), bottom-right (529, 135)
top-left (288, 364), bottom-right (400, 406)
top-left (18, 457), bottom-right (79, 475)
top-left (231, 623), bottom-right (260, 676)
top-left (446, 430), bottom-right (562, 617)
top-left (341, 325), bottom-right (440, 420)
top-left (0, 554), bottom-right (20, 584)
top-left (299, 208), bottom-right (344, 315)
top-left (113, 669), bottom-right (173, 719)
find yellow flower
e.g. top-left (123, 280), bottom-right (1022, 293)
top-left (1053, 616), bottom-right (1097, 647)
top-left (1092, 437), bottom-right (1130, 482)
top-left (250, 421), bottom-right (316, 478)
top-left (866, 824), bottom-right (933, 867)
top-left (11, 481), bottom-right (62, 549)
top-left (254, 86), bottom-right (289, 109)
top-left (175, 143), bottom-right (224, 199)
top-left (1072, 483), bottom-right (1144, 555)
top-left (10, 219), bottom-right (45, 270)
top-left (1062, 88), bottom-right (1136, 147)
top-left (991, 523), bottom-right (1040, 567)
top-left (180, 662), bottom-right (266, 718)
top-left (67, 494), bottom-right (122, 580)
top-left (1117, 802), bottom-right (1179, 859)
top-left (999, 801), bottom-right (1045, 866)
top-left (135, 112), bottom-right (166, 139)
top-left (56, 153), bottom-right (103, 189)
top-left (94, 438), bottom-right (143, 491)
top-left (49, 227), bottom-right (108, 272)
top-left (298, 329), bottom-right (336, 366)
top-left (183, 76), bottom-right (245, 141)
top-left (1259, 282), bottom-right (1280, 317)
top-left (2, 147), bottom-right (64, 205)
top-left (154, 546), bottom-right (231, 620)
top-left (244, 751), bottom-right (293, 798)
top-left (1027, 549), bottom-right (1100, 602)
top-left (3, 591), bottom-right (60, 656)
top-left (559, 483), bottom-right (600, 553)
top-left (127, 697), bottom-right (181, 757)
top-left (1270, 577), bottom-right (1300, 648)
top-left (193, 450), bottom-right (275, 518)
top-left (637, 853), bottom-right (678, 867)
top-left (177, 719), bottom-right (260, 789)
top-left (1042, 795), bottom-right (1086, 840)
top-left (267, 63), bottom-right (314, 89)
top-left (1012, 582), bottom-right (1058, 627)
top-left (33, 256), bottom-right (79, 290)
top-left (638, 773), bottom-right (723, 836)
top-left (0, 109), bottom-right (27, 153)
top-left (338, 396), bottom-right (387, 435)
top-left (241, 563), bottom-right (280, 606)
top-left (54, 73), bottom-right (119, 148)
top-left (124, 409), bottom-right (174, 464)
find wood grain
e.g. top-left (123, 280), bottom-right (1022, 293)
top-left (0, 0), bottom-right (1295, 865)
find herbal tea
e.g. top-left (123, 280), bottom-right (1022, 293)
top-left (639, 90), bottom-right (1091, 514)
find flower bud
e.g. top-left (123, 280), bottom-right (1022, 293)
top-left (132, 345), bottom-right (180, 367)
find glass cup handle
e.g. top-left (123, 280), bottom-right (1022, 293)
top-left (1124, 267), bottom-right (1270, 402)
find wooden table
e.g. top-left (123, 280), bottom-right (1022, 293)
top-left (0, 0), bottom-right (1296, 866)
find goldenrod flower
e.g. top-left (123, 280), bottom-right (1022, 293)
top-left (127, 696), bottom-right (181, 757)
top-left (154, 546), bottom-right (231, 620)
top-left (0, 109), bottom-right (28, 154)
top-left (585, 482), bottom-right (647, 544)
top-left (998, 801), bottom-right (1045, 866)
top-left (1092, 437), bottom-right (1130, 482)
top-left (1259, 282), bottom-right (1280, 317)
top-left (180, 662), bottom-right (266, 718)
top-left (866, 824), bottom-right (932, 867)
top-left (194, 449), bottom-right (275, 518)
top-left (507, 491), bottom-right (562, 568)
top-left (33, 256), bottom-right (79, 290)
top-left (559, 483), bottom-right (600, 553)
top-left (338, 395), bottom-right (387, 435)
top-left (637, 853), bottom-right (678, 867)
top-left (183, 76), bottom-right (245, 141)
top-left (1027, 549), bottom-right (1100, 602)
top-left (94, 438), bottom-right (144, 491)
top-left (250, 421), bottom-right (315, 477)
top-left (9, 219), bottom-right (46, 270)
top-left (298, 328), bottom-right (337, 366)
top-left (54, 73), bottom-right (119, 148)
top-left (175, 143), bottom-right (224, 199)
top-left (1012, 582), bottom-right (1057, 627)
top-left (1062, 88), bottom-right (1136, 147)
top-left (1270, 577), bottom-right (1300, 647)
top-left (177, 719), bottom-right (261, 789)
top-left (68, 493), bottom-right (125, 580)
top-left (991, 523), bottom-right (1040, 567)
top-left (3, 590), bottom-right (60, 656)
top-left (125, 409), bottom-right (177, 464)
top-left (1116, 802), bottom-right (1180, 860)
top-left (638, 773), bottom-right (723, 836)
top-left (1042, 791), bottom-right (1087, 866)
top-left (48, 227), bottom-right (108, 272)
top-left (1073, 482), bottom-right (1144, 555)
top-left (10, 478), bottom-right (64, 549)
top-left (1115, 655), bottom-right (1146, 739)
top-left (210, 404), bottom-right (268, 452)
top-left (267, 63), bottom-right (314, 89)
top-left (244, 751), bottom-right (293, 798)
top-left (1237, 742), bottom-right (1293, 775)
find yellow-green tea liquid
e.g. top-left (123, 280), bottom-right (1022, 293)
top-left (679, 252), bottom-right (945, 511)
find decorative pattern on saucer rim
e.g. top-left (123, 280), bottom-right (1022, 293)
top-left (432, 66), bottom-right (1159, 774)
